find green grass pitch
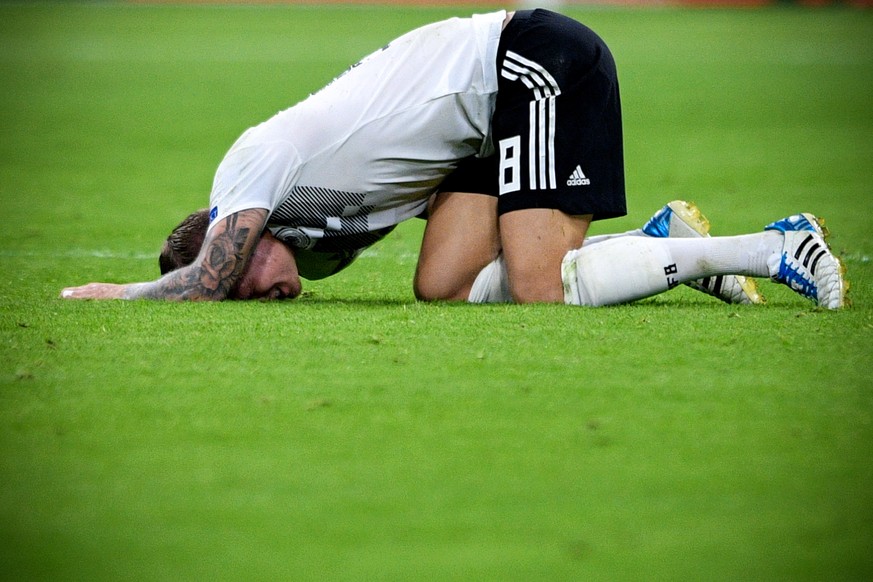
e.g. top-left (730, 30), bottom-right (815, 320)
top-left (1, 3), bottom-right (872, 580)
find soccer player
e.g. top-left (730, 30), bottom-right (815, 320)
top-left (60, 9), bottom-right (846, 308)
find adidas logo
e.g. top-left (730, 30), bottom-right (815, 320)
top-left (567, 165), bottom-right (590, 187)
top-left (792, 233), bottom-right (827, 276)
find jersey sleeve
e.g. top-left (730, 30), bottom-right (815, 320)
top-left (206, 135), bottom-right (301, 233)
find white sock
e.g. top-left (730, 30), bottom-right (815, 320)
top-left (467, 255), bottom-right (512, 303)
top-left (562, 233), bottom-right (782, 306)
top-left (665, 232), bottom-right (780, 280)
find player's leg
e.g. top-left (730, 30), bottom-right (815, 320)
top-left (569, 200), bottom-right (762, 304)
top-left (414, 188), bottom-right (500, 301)
top-left (635, 200), bottom-right (763, 304)
top-left (499, 209), bottom-right (590, 302)
top-left (563, 232), bottom-right (777, 306)
top-left (562, 217), bottom-right (846, 309)
top-left (492, 10), bottom-right (626, 302)
top-left (465, 208), bottom-right (845, 309)
top-left (467, 200), bottom-right (762, 305)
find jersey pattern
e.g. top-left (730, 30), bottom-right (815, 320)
top-left (270, 186), bottom-right (389, 252)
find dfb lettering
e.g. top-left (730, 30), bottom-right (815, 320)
top-left (664, 264), bottom-right (680, 289)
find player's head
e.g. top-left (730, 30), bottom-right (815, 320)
top-left (159, 209), bottom-right (210, 274)
top-left (232, 230), bottom-right (302, 300)
top-left (159, 209), bottom-right (301, 300)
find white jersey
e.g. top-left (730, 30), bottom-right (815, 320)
top-left (207, 10), bottom-right (505, 253)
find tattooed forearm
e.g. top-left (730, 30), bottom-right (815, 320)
top-left (199, 213), bottom-right (252, 296)
top-left (125, 209), bottom-right (268, 301)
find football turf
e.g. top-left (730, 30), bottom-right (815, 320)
top-left (1, 3), bottom-right (871, 580)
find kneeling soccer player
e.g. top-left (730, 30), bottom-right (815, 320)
top-left (59, 9), bottom-right (846, 309)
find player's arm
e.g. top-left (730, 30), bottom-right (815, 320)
top-left (61, 208), bottom-right (268, 301)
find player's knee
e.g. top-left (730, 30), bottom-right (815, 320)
top-left (413, 272), bottom-right (467, 302)
top-left (413, 278), bottom-right (440, 301)
top-left (508, 275), bottom-right (564, 304)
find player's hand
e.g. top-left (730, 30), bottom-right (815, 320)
top-left (60, 283), bottom-right (129, 300)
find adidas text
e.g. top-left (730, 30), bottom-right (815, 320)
top-left (567, 165), bottom-right (590, 187)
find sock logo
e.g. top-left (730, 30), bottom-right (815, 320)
top-left (567, 165), bottom-right (590, 186)
top-left (664, 263), bottom-right (680, 289)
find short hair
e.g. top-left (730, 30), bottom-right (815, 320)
top-left (159, 209), bottom-right (210, 274)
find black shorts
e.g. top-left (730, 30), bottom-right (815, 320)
top-left (440, 9), bottom-right (626, 221)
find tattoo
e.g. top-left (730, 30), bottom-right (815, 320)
top-left (200, 213), bottom-right (251, 295)
top-left (126, 209), bottom-right (267, 301)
